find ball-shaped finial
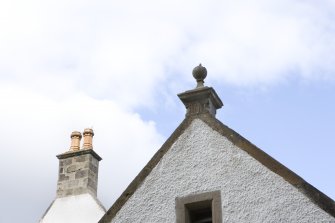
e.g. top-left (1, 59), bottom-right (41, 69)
top-left (192, 64), bottom-right (207, 88)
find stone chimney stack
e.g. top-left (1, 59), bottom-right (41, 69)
top-left (178, 64), bottom-right (223, 117)
top-left (40, 129), bottom-right (105, 222)
top-left (56, 128), bottom-right (102, 198)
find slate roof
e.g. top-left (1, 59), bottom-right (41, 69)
top-left (99, 112), bottom-right (335, 223)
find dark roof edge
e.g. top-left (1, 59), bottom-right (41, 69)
top-left (98, 117), bottom-right (194, 223)
top-left (92, 194), bottom-right (107, 213)
top-left (197, 114), bottom-right (335, 218)
top-left (39, 199), bottom-right (55, 222)
top-left (99, 114), bottom-right (335, 223)
top-left (56, 149), bottom-right (102, 161)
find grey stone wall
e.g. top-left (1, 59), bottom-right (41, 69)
top-left (57, 152), bottom-right (100, 197)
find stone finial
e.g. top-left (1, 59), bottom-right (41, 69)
top-left (83, 128), bottom-right (94, 149)
top-left (178, 64), bottom-right (223, 117)
top-left (70, 131), bottom-right (82, 151)
top-left (192, 64), bottom-right (207, 88)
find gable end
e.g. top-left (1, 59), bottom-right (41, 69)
top-left (99, 114), bottom-right (335, 222)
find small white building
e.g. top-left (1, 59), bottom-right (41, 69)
top-left (41, 65), bottom-right (335, 223)
top-left (40, 129), bottom-right (106, 223)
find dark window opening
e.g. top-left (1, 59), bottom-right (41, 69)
top-left (186, 200), bottom-right (212, 223)
top-left (176, 191), bottom-right (222, 223)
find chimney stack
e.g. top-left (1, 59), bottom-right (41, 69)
top-left (56, 128), bottom-right (102, 198)
top-left (40, 128), bottom-right (105, 222)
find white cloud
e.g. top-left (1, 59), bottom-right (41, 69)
top-left (0, 84), bottom-right (163, 221)
top-left (1, 0), bottom-right (335, 108)
top-left (0, 0), bottom-right (335, 104)
top-left (178, 0), bottom-right (335, 85)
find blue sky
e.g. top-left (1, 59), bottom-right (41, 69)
top-left (0, 0), bottom-right (334, 222)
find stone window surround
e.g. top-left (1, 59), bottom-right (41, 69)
top-left (176, 190), bottom-right (222, 223)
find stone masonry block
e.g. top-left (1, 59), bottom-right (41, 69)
top-left (88, 170), bottom-right (96, 180)
top-left (68, 180), bottom-right (79, 187)
top-left (75, 169), bottom-right (88, 179)
top-left (89, 163), bottom-right (98, 174)
top-left (61, 158), bottom-right (72, 166)
top-left (65, 189), bottom-right (73, 196)
top-left (66, 165), bottom-right (78, 173)
top-left (75, 155), bottom-right (87, 162)
top-left (89, 156), bottom-right (99, 165)
top-left (59, 174), bottom-right (69, 182)
top-left (87, 178), bottom-right (97, 190)
top-left (73, 187), bottom-right (85, 195)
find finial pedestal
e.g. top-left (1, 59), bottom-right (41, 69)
top-left (178, 64), bottom-right (223, 117)
top-left (178, 87), bottom-right (223, 117)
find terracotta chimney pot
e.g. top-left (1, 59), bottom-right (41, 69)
top-left (70, 131), bottom-right (82, 151)
top-left (83, 128), bottom-right (94, 149)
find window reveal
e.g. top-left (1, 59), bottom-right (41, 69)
top-left (176, 190), bottom-right (222, 223)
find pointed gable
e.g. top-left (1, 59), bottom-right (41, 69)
top-left (99, 65), bottom-right (334, 223)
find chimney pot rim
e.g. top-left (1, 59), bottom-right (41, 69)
top-left (83, 128), bottom-right (94, 136)
top-left (70, 131), bottom-right (82, 138)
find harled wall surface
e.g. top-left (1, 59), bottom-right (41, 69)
top-left (109, 119), bottom-right (334, 223)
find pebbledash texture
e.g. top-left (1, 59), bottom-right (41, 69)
top-left (41, 65), bottom-right (335, 223)
top-left (104, 118), bottom-right (334, 222)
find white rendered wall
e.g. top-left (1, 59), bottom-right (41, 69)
top-left (110, 119), bottom-right (334, 223)
top-left (40, 194), bottom-right (105, 223)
